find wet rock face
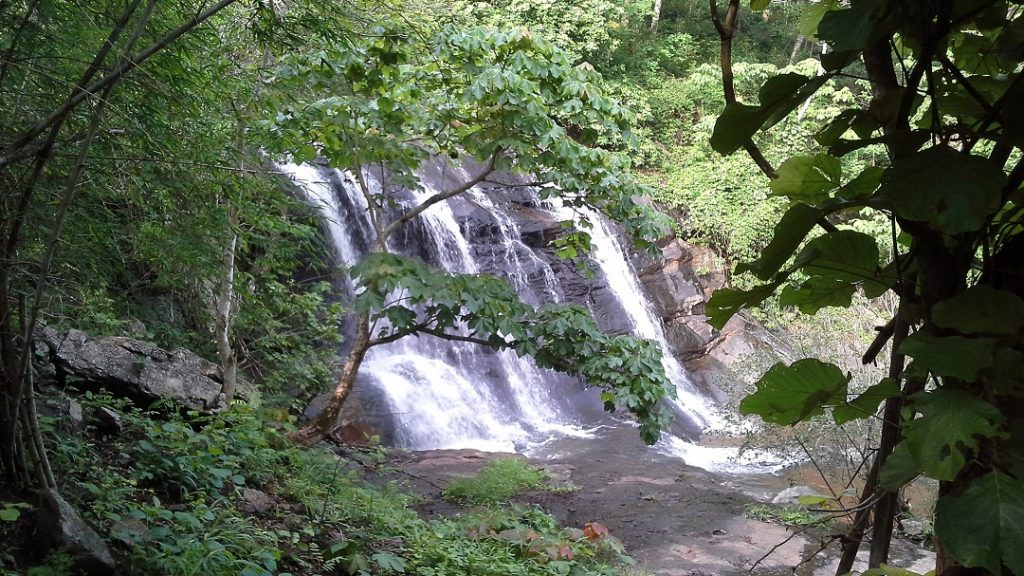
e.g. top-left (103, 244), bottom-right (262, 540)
top-left (35, 327), bottom-right (223, 410)
top-left (634, 239), bottom-right (728, 360)
top-left (36, 490), bottom-right (117, 575)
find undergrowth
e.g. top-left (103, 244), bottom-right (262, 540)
top-left (2, 390), bottom-right (634, 576)
top-left (442, 458), bottom-right (548, 505)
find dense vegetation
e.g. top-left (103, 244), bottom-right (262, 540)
top-left (2, 0), bottom-right (1022, 575)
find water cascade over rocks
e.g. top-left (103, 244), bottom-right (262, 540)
top-left (285, 159), bottom-right (722, 457)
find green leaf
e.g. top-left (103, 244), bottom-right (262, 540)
top-left (711, 103), bottom-right (771, 155)
top-left (0, 508), bottom-right (20, 522)
top-left (750, 0), bottom-right (771, 10)
top-left (818, 0), bottom-right (887, 53)
top-left (903, 389), bottom-right (1004, 480)
top-left (706, 282), bottom-right (781, 330)
top-left (780, 230), bottom-right (881, 313)
top-left (934, 472), bottom-right (1024, 575)
top-left (739, 359), bottom-right (849, 425)
top-left (879, 146), bottom-right (1006, 234)
top-left (879, 442), bottom-right (919, 490)
top-left (833, 378), bottom-right (900, 424)
top-left (839, 166), bottom-right (884, 199)
top-left (801, 230), bottom-right (880, 282)
top-left (736, 203), bottom-right (822, 281)
top-left (780, 277), bottom-right (858, 314)
top-left (932, 285), bottom-right (1024, 336)
top-left (769, 154), bottom-right (842, 203)
top-left (799, 0), bottom-right (839, 39)
top-left (899, 332), bottom-right (997, 381)
top-left (712, 74), bottom-right (828, 154)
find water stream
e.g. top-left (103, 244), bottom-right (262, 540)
top-left (283, 161), bottom-right (775, 471)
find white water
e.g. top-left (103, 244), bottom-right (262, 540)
top-left (285, 163), bottom-right (595, 452)
top-left (284, 161), bottom-right (770, 472)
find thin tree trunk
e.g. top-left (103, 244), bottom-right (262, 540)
top-left (215, 209), bottom-right (238, 404)
top-left (289, 312), bottom-right (372, 446)
top-left (788, 34), bottom-right (804, 65)
top-left (651, 0), bottom-right (663, 32)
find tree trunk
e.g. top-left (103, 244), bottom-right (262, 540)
top-left (651, 0), bottom-right (663, 32)
top-left (788, 34), bottom-right (804, 65)
top-left (215, 207), bottom-right (238, 404)
top-left (289, 312), bottom-right (372, 446)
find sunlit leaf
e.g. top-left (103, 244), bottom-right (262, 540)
top-left (739, 359), bottom-right (849, 425)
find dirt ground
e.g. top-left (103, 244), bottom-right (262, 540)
top-left (371, 426), bottom-right (935, 576)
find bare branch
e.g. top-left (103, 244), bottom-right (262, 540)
top-left (379, 150), bottom-right (500, 240)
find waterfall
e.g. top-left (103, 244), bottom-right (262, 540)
top-left (283, 160), bottom-right (723, 456)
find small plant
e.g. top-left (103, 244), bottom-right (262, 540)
top-left (744, 503), bottom-right (828, 527)
top-left (0, 502), bottom-right (31, 522)
top-left (443, 458), bottom-right (547, 505)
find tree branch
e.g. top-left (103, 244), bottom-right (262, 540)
top-left (379, 150), bottom-right (500, 240)
top-left (0, 0), bottom-right (238, 170)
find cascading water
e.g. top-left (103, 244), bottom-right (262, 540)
top-left (283, 159), bottom-right (735, 462)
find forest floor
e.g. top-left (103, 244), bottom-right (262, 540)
top-left (369, 426), bottom-right (936, 576)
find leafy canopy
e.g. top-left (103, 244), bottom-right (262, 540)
top-left (262, 22), bottom-right (676, 442)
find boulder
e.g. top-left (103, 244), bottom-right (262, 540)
top-left (304, 377), bottom-right (398, 445)
top-left (37, 327), bottom-right (223, 410)
top-left (241, 488), bottom-right (276, 515)
top-left (36, 490), bottom-right (117, 575)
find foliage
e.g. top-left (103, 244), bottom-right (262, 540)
top-left (264, 20), bottom-right (679, 444)
top-left (710, 1), bottom-right (1024, 573)
top-left (443, 459), bottom-right (548, 505)
top-left (743, 503), bottom-right (829, 527)
top-left (37, 390), bottom-right (636, 576)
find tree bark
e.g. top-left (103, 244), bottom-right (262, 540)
top-left (216, 207), bottom-right (239, 404)
top-left (289, 312), bottom-right (372, 446)
top-left (651, 0), bottom-right (663, 32)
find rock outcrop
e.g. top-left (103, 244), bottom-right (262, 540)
top-left (633, 238), bottom-right (728, 360)
top-left (36, 489), bottom-right (117, 575)
top-left (36, 327), bottom-right (223, 410)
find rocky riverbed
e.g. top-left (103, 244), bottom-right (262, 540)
top-left (371, 426), bottom-right (935, 576)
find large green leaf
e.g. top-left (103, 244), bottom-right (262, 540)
top-left (780, 230), bottom-right (881, 313)
top-left (801, 230), bottom-right (880, 281)
top-left (935, 472), bottom-right (1024, 575)
top-left (903, 389), bottom-right (1004, 480)
top-left (711, 74), bottom-right (828, 154)
top-left (932, 285), bottom-right (1024, 336)
top-left (739, 359), bottom-right (850, 425)
top-left (899, 332), bottom-right (997, 381)
top-left (833, 378), bottom-right (900, 425)
top-left (735, 203), bottom-right (822, 281)
top-left (780, 277), bottom-right (858, 314)
top-left (879, 441), bottom-right (919, 491)
top-left (798, 0), bottom-right (839, 39)
top-left (705, 282), bottom-right (781, 330)
top-left (878, 146), bottom-right (1006, 234)
top-left (817, 0), bottom-right (887, 53)
top-left (769, 154), bottom-right (842, 203)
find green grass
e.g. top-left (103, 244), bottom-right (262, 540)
top-left (442, 458), bottom-right (548, 505)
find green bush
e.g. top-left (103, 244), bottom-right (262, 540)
top-left (443, 458), bottom-right (548, 505)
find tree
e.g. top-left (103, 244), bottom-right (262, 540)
top-left (262, 23), bottom-right (677, 447)
top-left (708, 1), bottom-right (1024, 574)
top-left (0, 0), bottom-right (246, 487)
